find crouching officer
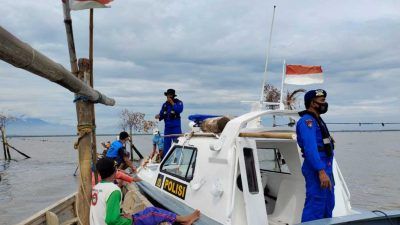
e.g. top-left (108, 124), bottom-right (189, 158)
top-left (155, 89), bottom-right (183, 158)
top-left (296, 89), bottom-right (335, 222)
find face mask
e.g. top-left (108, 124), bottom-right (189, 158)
top-left (315, 102), bottom-right (328, 114)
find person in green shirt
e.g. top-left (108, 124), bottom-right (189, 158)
top-left (90, 158), bottom-right (200, 225)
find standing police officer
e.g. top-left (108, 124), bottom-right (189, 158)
top-left (296, 89), bottom-right (335, 222)
top-left (155, 89), bottom-right (183, 158)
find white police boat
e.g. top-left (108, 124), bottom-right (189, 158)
top-left (135, 109), bottom-right (400, 225)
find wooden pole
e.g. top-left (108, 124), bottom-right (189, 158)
top-left (75, 58), bottom-right (95, 225)
top-left (62, 1), bottom-right (98, 185)
top-left (88, 8), bottom-right (99, 184)
top-left (1, 127), bottom-right (7, 160)
top-left (239, 131), bottom-right (295, 139)
top-left (6, 143), bottom-right (31, 159)
top-left (62, 0), bottom-right (79, 75)
top-left (89, 9), bottom-right (94, 87)
top-left (0, 26), bottom-right (115, 106)
top-left (129, 127), bottom-right (134, 161)
top-left (2, 127), bottom-right (11, 160)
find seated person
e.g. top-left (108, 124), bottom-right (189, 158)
top-left (101, 141), bottom-right (111, 157)
top-left (90, 158), bottom-right (200, 225)
top-left (106, 131), bottom-right (137, 173)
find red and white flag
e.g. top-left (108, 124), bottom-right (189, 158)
top-left (67, 0), bottom-right (113, 10)
top-left (284, 64), bottom-right (323, 85)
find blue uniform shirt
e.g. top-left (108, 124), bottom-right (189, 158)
top-left (106, 140), bottom-right (125, 164)
top-left (152, 134), bottom-right (164, 150)
top-left (158, 99), bottom-right (183, 128)
top-left (296, 113), bottom-right (334, 173)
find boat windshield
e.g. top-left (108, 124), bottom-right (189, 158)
top-left (160, 146), bottom-right (197, 182)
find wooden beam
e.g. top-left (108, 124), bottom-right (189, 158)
top-left (0, 26), bottom-right (115, 106)
top-left (239, 132), bottom-right (296, 139)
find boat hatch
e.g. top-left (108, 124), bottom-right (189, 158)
top-left (237, 135), bottom-right (305, 225)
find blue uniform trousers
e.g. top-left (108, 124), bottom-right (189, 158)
top-left (301, 162), bottom-right (335, 222)
top-left (132, 207), bottom-right (177, 225)
top-left (163, 126), bottom-right (181, 158)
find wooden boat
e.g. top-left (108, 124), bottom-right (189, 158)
top-left (15, 183), bottom-right (162, 225)
top-left (15, 193), bottom-right (78, 225)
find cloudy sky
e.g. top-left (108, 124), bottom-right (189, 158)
top-left (0, 0), bottom-right (399, 133)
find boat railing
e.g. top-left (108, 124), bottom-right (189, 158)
top-left (239, 131), bottom-right (296, 140)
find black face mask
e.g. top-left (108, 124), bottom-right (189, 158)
top-left (314, 101), bottom-right (328, 114)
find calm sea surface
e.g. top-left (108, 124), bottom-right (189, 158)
top-left (0, 132), bottom-right (399, 224)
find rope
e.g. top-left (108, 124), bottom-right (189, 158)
top-left (73, 95), bottom-right (90, 103)
top-left (93, 90), bottom-right (103, 104)
top-left (74, 124), bottom-right (95, 149)
top-left (73, 123), bottom-right (96, 224)
top-left (371, 210), bottom-right (395, 225)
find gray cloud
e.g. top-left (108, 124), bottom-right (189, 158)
top-left (1, 0), bottom-right (399, 133)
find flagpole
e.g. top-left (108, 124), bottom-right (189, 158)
top-left (259, 5), bottom-right (277, 103)
top-left (88, 8), bottom-right (99, 185)
top-left (62, 1), bottom-right (79, 75)
top-left (279, 59), bottom-right (286, 110)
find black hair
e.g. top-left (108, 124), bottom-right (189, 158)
top-left (119, 131), bottom-right (129, 140)
top-left (96, 158), bottom-right (116, 179)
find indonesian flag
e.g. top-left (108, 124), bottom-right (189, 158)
top-left (66, 0), bottom-right (113, 10)
top-left (284, 64), bottom-right (323, 85)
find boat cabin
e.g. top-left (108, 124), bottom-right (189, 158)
top-left (138, 110), bottom-right (355, 225)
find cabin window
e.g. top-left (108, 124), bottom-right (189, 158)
top-left (160, 146), bottom-right (197, 182)
top-left (258, 148), bottom-right (290, 174)
top-left (243, 147), bottom-right (259, 194)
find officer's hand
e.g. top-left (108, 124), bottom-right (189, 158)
top-left (318, 170), bottom-right (331, 189)
top-left (167, 97), bottom-right (174, 105)
top-left (155, 114), bottom-right (160, 119)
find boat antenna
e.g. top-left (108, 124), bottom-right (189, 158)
top-left (259, 5), bottom-right (277, 104)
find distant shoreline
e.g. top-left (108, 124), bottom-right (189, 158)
top-left (7, 130), bottom-right (400, 138)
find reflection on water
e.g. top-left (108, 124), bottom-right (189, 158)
top-left (0, 132), bottom-right (399, 224)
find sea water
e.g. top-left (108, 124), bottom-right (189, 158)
top-left (0, 132), bottom-right (399, 225)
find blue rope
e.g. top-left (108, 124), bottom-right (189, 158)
top-left (73, 95), bottom-right (90, 103)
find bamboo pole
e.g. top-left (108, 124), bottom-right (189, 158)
top-left (62, 0), bottom-right (78, 75)
top-left (6, 143), bottom-right (31, 159)
top-left (75, 58), bottom-right (95, 225)
top-left (88, 8), bottom-right (99, 184)
top-left (1, 127), bottom-right (7, 160)
top-left (0, 26), bottom-right (115, 106)
top-left (239, 131), bottom-right (295, 139)
top-left (2, 127), bottom-right (11, 160)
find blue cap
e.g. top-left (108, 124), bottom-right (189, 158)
top-left (304, 89), bottom-right (327, 106)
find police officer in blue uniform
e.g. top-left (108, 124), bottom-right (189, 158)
top-left (296, 89), bottom-right (335, 222)
top-left (155, 89), bottom-right (183, 158)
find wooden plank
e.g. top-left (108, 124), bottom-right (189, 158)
top-left (239, 132), bottom-right (296, 139)
top-left (16, 193), bottom-right (76, 225)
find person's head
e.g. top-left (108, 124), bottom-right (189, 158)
top-left (105, 141), bottom-right (111, 148)
top-left (164, 89), bottom-right (177, 100)
top-left (96, 158), bottom-right (116, 180)
top-left (119, 131), bottom-right (130, 143)
top-left (304, 89), bottom-right (328, 115)
top-left (153, 128), bottom-right (160, 135)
